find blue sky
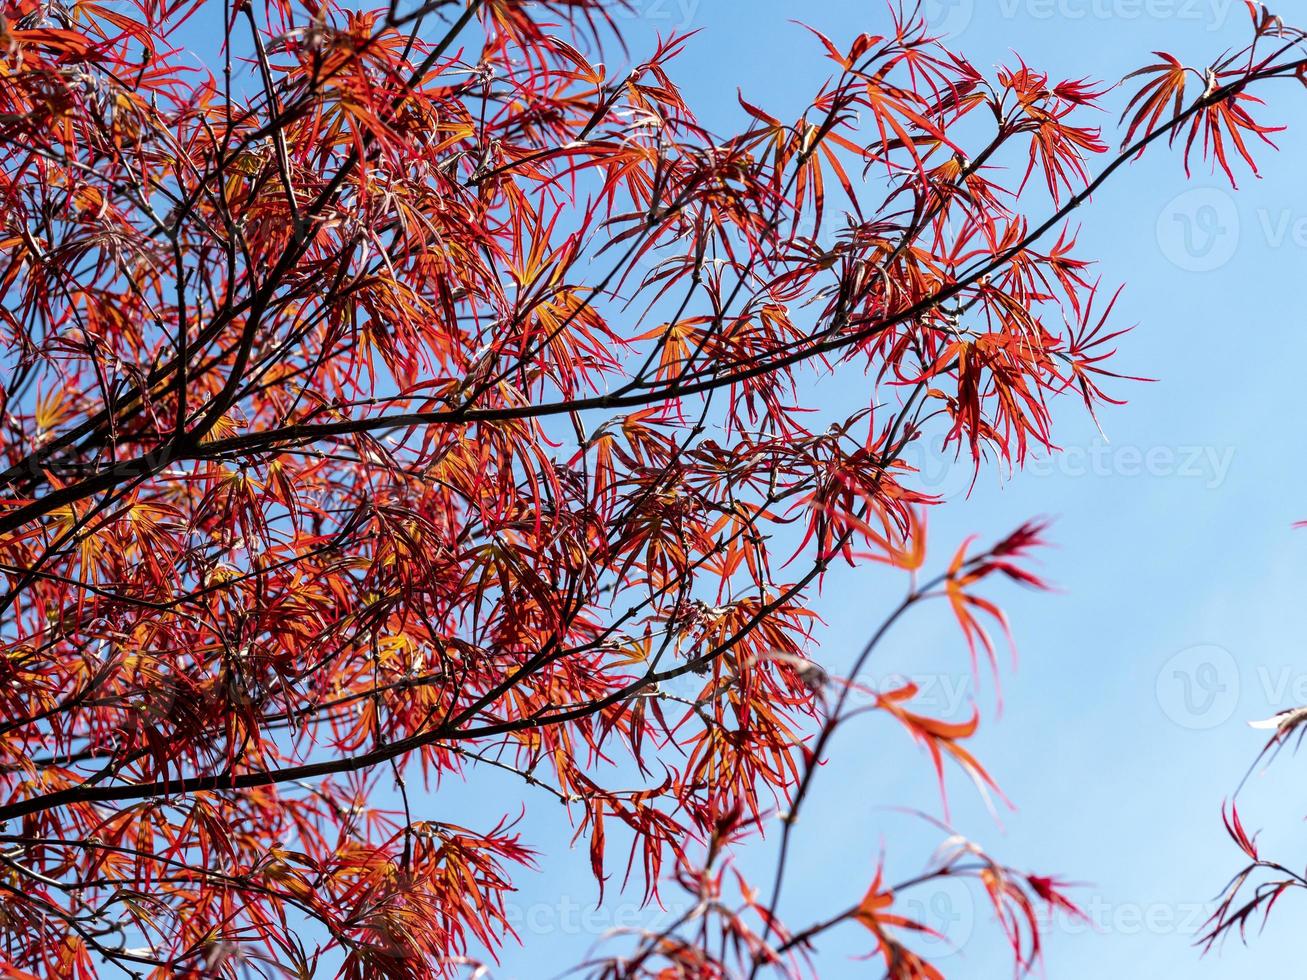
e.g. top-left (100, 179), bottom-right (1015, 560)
top-left (480, 2), bottom-right (1307, 977)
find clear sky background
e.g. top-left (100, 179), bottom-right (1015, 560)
top-left (471, 2), bottom-right (1307, 977)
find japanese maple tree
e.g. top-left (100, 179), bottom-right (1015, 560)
top-left (0, 0), bottom-right (1301, 977)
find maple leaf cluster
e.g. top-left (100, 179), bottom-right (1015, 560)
top-left (0, 0), bottom-right (1301, 977)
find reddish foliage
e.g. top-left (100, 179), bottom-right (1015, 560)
top-left (0, 0), bottom-right (1301, 976)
